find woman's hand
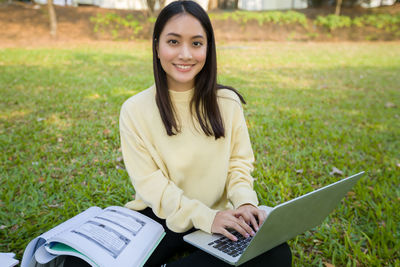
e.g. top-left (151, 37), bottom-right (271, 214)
top-left (211, 209), bottom-right (255, 241)
top-left (235, 204), bottom-right (267, 232)
top-left (211, 205), bottom-right (267, 241)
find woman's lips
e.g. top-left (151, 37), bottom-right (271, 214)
top-left (174, 63), bottom-right (194, 72)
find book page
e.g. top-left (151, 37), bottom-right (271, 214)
top-left (45, 243), bottom-right (97, 266)
top-left (21, 207), bottom-right (102, 267)
top-left (41, 207), bottom-right (103, 241)
top-left (47, 206), bottom-right (164, 267)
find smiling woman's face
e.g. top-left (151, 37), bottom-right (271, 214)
top-left (157, 13), bottom-right (208, 92)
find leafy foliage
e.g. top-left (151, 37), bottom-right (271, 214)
top-left (209, 10), bottom-right (308, 27)
top-left (90, 13), bottom-right (145, 40)
top-left (88, 11), bottom-right (400, 40)
top-left (353, 13), bottom-right (400, 33)
top-left (315, 15), bottom-right (352, 31)
top-left (315, 13), bottom-right (400, 33)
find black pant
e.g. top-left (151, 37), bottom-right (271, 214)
top-left (142, 208), bottom-right (292, 267)
top-left (64, 208), bottom-right (292, 267)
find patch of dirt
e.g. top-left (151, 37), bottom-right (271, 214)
top-left (0, 1), bottom-right (399, 47)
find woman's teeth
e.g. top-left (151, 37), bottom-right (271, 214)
top-left (176, 65), bottom-right (191, 70)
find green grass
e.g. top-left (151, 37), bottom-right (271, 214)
top-left (1, 42), bottom-right (399, 266)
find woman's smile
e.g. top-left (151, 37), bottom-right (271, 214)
top-left (174, 63), bottom-right (195, 71)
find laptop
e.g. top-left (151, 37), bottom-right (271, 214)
top-left (184, 171), bottom-right (364, 266)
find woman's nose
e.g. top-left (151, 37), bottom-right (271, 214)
top-left (179, 44), bottom-right (192, 60)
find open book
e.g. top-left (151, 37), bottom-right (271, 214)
top-left (20, 206), bottom-right (165, 267)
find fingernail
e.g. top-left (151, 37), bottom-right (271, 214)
top-left (252, 231), bottom-right (255, 236)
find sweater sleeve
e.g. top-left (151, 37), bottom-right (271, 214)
top-left (226, 102), bottom-right (259, 209)
top-left (119, 102), bottom-right (218, 234)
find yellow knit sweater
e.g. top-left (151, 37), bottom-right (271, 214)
top-left (119, 85), bottom-right (258, 234)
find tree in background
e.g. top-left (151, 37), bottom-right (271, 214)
top-left (47, 0), bottom-right (57, 37)
top-left (208, 0), bottom-right (218, 10)
top-left (335, 0), bottom-right (343, 15)
top-left (146, 0), bottom-right (166, 15)
top-left (217, 0), bottom-right (238, 9)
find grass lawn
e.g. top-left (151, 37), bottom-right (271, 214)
top-left (0, 41), bottom-right (399, 266)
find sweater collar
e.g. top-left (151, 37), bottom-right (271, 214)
top-left (169, 88), bottom-right (194, 102)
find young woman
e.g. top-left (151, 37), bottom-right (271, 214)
top-left (62, 1), bottom-right (291, 266)
top-left (118, 1), bottom-right (292, 266)
top-left (63, 1), bottom-right (291, 266)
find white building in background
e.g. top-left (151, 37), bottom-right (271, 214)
top-left (162, 0), bottom-right (208, 10)
top-left (34, 0), bottom-right (305, 10)
top-left (34, 0), bottom-right (74, 6)
top-left (361, 0), bottom-right (396, 8)
top-left (238, 0), bottom-right (307, 11)
top-left (34, 0), bottom-right (148, 9)
top-left (34, 0), bottom-right (396, 11)
top-left (91, 0), bottom-right (147, 10)
top-left (34, 0), bottom-right (206, 10)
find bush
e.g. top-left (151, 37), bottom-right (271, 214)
top-left (353, 14), bottom-right (400, 33)
top-left (209, 11), bottom-right (308, 28)
top-left (88, 11), bottom-right (400, 41)
top-left (90, 13), bottom-right (144, 40)
top-left (315, 15), bottom-right (352, 31)
top-left (314, 13), bottom-right (400, 33)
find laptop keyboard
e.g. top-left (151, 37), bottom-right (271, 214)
top-left (207, 230), bottom-right (253, 258)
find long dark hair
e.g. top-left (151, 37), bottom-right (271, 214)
top-left (152, 0), bottom-right (245, 139)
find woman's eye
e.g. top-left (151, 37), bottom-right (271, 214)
top-left (168, 40), bottom-right (178, 45)
top-left (193, 41), bottom-right (203, 47)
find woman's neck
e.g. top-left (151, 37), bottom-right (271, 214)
top-left (167, 80), bottom-right (194, 92)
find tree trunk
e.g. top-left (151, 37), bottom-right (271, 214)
top-left (47, 0), bottom-right (57, 37)
top-left (208, 0), bottom-right (218, 10)
top-left (159, 0), bottom-right (166, 10)
top-left (146, 0), bottom-right (156, 15)
top-left (335, 0), bottom-right (343, 16)
top-left (233, 0), bottom-right (239, 9)
top-left (219, 0), bottom-right (230, 9)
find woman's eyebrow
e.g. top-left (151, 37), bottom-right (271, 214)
top-left (166, 32), bottom-right (181, 37)
top-left (166, 33), bottom-right (205, 39)
top-left (192, 35), bottom-right (205, 39)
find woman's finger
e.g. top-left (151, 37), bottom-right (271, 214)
top-left (249, 213), bottom-right (259, 231)
top-left (231, 217), bottom-right (255, 238)
top-left (235, 205), bottom-right (267, 232)
top-left (220, 228), bottom-right (238, 242)
top-left (257, 209), bottom-right (267, 226)
top-left (212, 209), bottom-right (256, 240)
top-left (234, 208), bottom-right (251, 222)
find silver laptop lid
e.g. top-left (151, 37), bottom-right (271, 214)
top-left (237, 171), bottom-right (364, 265)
